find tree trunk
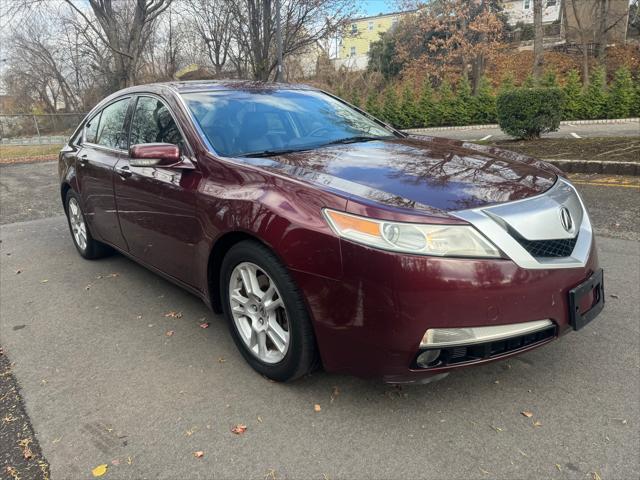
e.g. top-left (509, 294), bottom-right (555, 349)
top-left (595, 0), bottom-right (609, 65)
top-left (533, 0), bottom-right (544, 80)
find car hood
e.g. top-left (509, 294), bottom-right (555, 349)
top-left (237, 136), bottom-right (558, 215)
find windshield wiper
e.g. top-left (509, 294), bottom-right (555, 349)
top-left (319, 135), bottom-right (392, 147)
top-left (240, 147), bottom-right (312, 158)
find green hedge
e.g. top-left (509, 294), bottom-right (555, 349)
top-left (497, 88), bottom-right (565, 139)
top-left (346, 67), bottom-right (638, 132)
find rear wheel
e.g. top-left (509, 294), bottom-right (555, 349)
top-left (220, 240), bottom-right (317, 381)
top-left (65, 190), bottom-right (112, 259)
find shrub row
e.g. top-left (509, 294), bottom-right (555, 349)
top-left (344, 67), bottom-right (640, 130)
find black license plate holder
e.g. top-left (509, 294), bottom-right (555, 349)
top-left (568, 268), bottom-right (604, 331)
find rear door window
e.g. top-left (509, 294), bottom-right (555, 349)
top-left (95, 98), bottom-right (130, 149)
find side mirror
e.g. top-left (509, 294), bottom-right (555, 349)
top-left (129, 143), bottom-right (194, 169)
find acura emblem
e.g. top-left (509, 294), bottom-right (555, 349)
top-left (560, 207), bottom-right (573, 233)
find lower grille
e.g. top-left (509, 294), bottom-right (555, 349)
top-left (518, 237), bottom-right (578, 258)
top-left (414, 325), bottom-right (556, 369)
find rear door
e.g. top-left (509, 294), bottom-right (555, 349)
top-left (77, 97), bottom-right (131, 250)
top-left (114, 95), bottom-right (202, 286)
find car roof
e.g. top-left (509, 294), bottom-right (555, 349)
top-left (121, 80), bottom-right (319, 95)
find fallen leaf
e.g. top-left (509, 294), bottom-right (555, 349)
top-left (217, 357), bottom-right (226, 363)
top-left (164, 311), bottom-right (183, 318)
top-left (609, 294), bottom-right (619, 299)
top-left (264, 469), bottom-right (278, 480)
top-left (521, 411), bottom-right (534, 418)
top-left (194, 451), bottom-right (204, 458)
top-left (231, 424), bottom-right (247, 434)
top-left (127, 457), bottom-right (133, 465)
top-left (314, 404), bottom-right (321, 412)
top-left (15, 269), bottom-right (22, 275)
top-left (108, 273), bottom-right (119, 278)
top-left (165, 330), bottom-right (175, 337)
top-left (330, 386), bottom-right (340, 403)
top-left (199, 322), bottom-right (210, 329)
top-left (257, 416), bottom-right (263, 423)
top-left (40, 279), bottom-right (48, 283)
top-left (91, 464), bottom-right (108, 477)
top-left (85, 284), bottom-right (91, 290)
top-left (111, 459), bottom-right (120, 466)
top-left (533, 420), bottom-right (542, 427)
top-left (592, 472), bottom-right (602, 480)
top-left (18, 439), bottom-right (32, 459)
top-left (490, 425), bottom-right (503, 432)
top-left (555, 464), bottom-right (562, 472)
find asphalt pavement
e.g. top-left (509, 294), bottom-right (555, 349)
top-left (409, 120), bottom-right (640, 142)
top-left (0, 162), bottom-right (639, 479)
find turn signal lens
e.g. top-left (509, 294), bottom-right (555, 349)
top-left (323, 209), bottom-right (501, 258)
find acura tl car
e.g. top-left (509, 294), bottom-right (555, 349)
top-left (59, 81), bottom-right (604, 383)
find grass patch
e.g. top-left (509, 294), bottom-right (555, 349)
top-left (0, 144), bottom-right (62, 164)
top-left (486, 137), bottom-right (640, 163)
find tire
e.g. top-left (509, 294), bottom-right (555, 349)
top-left (65, 190), bottom-right (112, 260)
top-left (220, 240), bottom-right (318, 382)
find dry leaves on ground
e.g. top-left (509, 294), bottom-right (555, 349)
top-left (231, 424), bottom-right (247, 435)
top-left (165, 330), bottom-right (175, 337)
top-left (18, 439), bottom-right (32, 459)
top-left (194, 451), bottom-right (204, 458)
top-left (521, 411), bottom-right (533, 418)
top-left (314, 404), bottom-right (321, 412)
top-left (199, 322), bottom-right (210, 329)
top-left (164, 311), bottom-right (183, 318)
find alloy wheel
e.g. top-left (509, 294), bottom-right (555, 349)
top-left (229, 262), bottom-right (290, 364)
top-left (68, 197), bottom-right (87, 251)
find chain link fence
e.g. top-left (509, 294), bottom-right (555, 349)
top-left (0, 113), bottom-right (87, 164)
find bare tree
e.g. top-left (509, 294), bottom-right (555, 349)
top-left (532, 0), bottom-right (543, 80)
top-left (229, 0), bottom-right (355, 81)
top-left (183, 0), bottom-right (233, 76)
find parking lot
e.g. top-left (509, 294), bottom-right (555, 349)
top-left (1, 162), bottom-right (639, 479)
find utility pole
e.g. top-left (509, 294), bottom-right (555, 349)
top-left (275, 0), bottom-right (284, 82)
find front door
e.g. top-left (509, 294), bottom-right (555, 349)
top-left (114, 95), bottom-right (202, 287)
top-left (77, 97), bottom-right (130, 251)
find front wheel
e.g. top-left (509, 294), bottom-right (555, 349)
top-left (65, 190), bottom-right (112, 259)
top-left (220, 240), bottom-right (318, 382)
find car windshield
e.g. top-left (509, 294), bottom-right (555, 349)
top-left (181, 89), bottom-right (395, 157)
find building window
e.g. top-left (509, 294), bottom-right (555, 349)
top-left (351, 23), bottom-right (357, 34)
top-left (547, 0), bottom-right (556, 5)
top-left (368, 21), bottom-right (374, 31)
top-left (350, 46), bottom-right (356, 56)
top-left (523, 0), bottom-right (531, 9)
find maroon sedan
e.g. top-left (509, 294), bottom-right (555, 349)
top-left (59, 81), bottom-right (604, 383)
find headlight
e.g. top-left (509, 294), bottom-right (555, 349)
top-left (323, 209), bottom-right (502, 258)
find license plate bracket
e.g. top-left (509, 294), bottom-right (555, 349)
top-left (568, 268), bottom-right (604, 331)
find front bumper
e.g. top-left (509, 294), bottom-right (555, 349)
top-left (291, 238), bottom-right (602, 381)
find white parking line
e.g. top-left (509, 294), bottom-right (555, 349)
top-left (479, 134), bottom-right (493, 141)
top-left (570, 132), bottom-right (582, 139)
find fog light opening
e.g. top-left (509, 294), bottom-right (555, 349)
top-left (416, 349), bottom-right (442, 368)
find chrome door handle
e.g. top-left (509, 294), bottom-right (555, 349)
top-left (115, 165), bottom-right (132, 178)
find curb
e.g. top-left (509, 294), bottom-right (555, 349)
top-left (544, 159), bottom-right (640, 176)
top-left (405, 117), bottom-right (639, 132)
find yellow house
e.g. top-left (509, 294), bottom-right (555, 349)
top-left (338, 10), bottom-right (416, 60)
